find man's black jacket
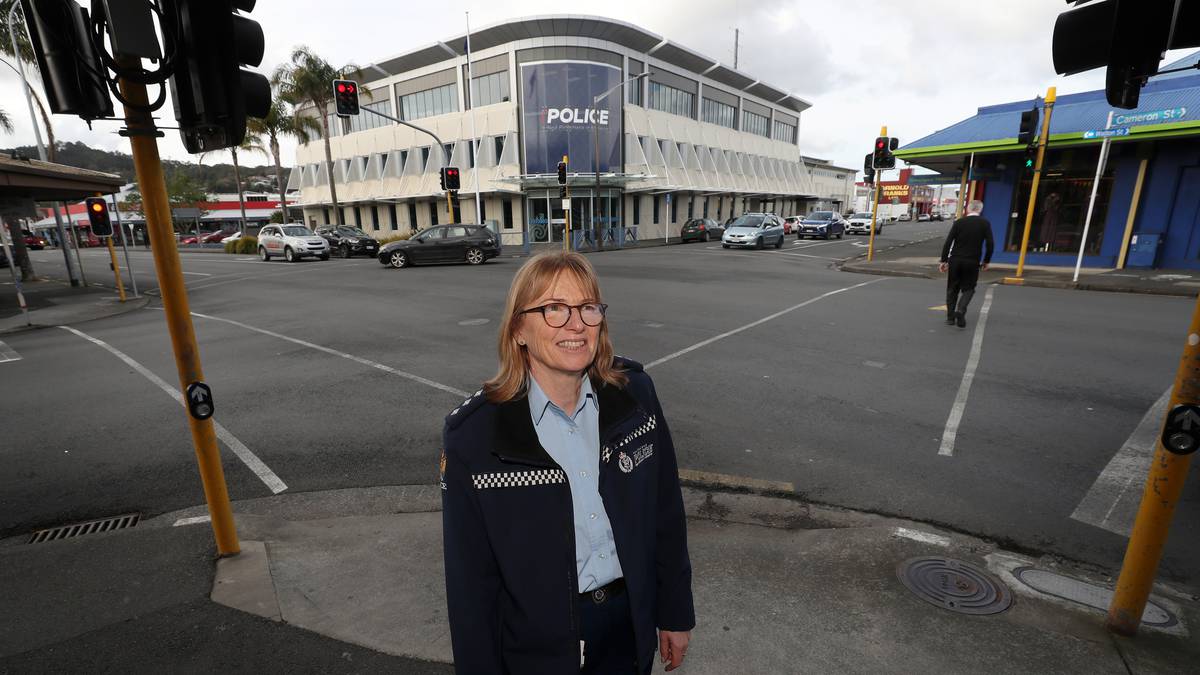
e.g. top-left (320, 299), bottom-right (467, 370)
top-left (941, 214), bottom-right (995, 264)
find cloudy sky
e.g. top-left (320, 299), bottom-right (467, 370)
top-left (0, 0), bottom-right (1191, 176)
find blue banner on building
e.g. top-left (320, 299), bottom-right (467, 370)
top-left (521, 61), bottom-right (622, 175)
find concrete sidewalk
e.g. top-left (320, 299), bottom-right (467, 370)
top-left (840, 236), bottom-right (1200, 297)
top-left (0, 276), bottom-right (148, 335)
top-left (5, 484), bottom-right (1195, 673)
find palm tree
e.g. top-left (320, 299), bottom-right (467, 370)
top-left (246, 97), bottom-right (319, 224)
top-left (272, 46), bottom-right (360, 226)
top-left (229, 135), bottom-right (263, 234)
top-left (0, 107), bottom-right (12, 133)
top-left (0, 2), bottom-right (56, 161)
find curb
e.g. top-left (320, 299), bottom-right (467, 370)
top-left (0, 294), bottom-right (152, 336)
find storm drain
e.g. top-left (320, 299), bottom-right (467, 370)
top-left (897, 556), bottom-right (1014, 615)
top-left (28, 513), bottom-right (140, 544)
top-left (1013, 567), bottom-right (1178, 628)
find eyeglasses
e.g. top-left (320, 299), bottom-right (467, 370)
top-left (521, 302), bottom-right (608, 328)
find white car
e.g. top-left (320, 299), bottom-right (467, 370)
top-left (917, 213), bottom-right (931, 222)
top-left (257, 224), bottom-right (330, 262)
top-left (845, 212), bottom-right (881, 235)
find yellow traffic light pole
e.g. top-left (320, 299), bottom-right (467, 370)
top-left (1006, 87), bottom-right (1056, 284)
top-left (116, 60), bottom-right (239, 556)
top-left (1106, 296), bottom-right (1200, 635)
top-left (96, 194), bottom-right (127, 303)
top-left (866, 126), bottom-right (886, 262)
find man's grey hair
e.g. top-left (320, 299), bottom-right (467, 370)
top-left (967, 200), bottom-right (984, 214)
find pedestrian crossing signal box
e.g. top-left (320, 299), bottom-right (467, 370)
top-left (334, 80), bottom-right (360, 117)
top-left (86, 198), bottom-right (114, 237)
top-left (440, 167), bottom-right (461, 191)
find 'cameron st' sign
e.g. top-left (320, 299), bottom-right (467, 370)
top-left (522, 61), bottom-right (622, 175)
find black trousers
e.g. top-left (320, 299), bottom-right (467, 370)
top-left (946, 257), bottom-right (981, 318)
top-left (579, 585), bottom-right (650, 674)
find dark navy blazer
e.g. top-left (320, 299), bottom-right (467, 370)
top-left (441, 357), bottom-right (695, 674)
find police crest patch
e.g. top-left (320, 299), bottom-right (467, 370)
top-left (618, 452), bottom-right (633, 473)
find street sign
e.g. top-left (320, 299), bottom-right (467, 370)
top-left (1161, 404), bottom-right (1200, 455)
top-left (1113, 107), bottom-right (1187, 126)
top-left (561, 199), bottom-right (571, 209)
top-left (186, 381), bottom-right (214, 420)
top-left (1082, 127), bottom-right (1130, 139)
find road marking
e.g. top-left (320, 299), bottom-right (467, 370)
top-left (930, 305), bottom-right (948, 312)
top-left (186, 310), bottom-right (471, 399)
top-left (1070, 386), bottom-right (1172, 536)
top-left (892, 527), bottom-right (951, 547)
top-left (59, 325), bottom-right (288, 494)
top-left (182, 271), bottom-right (213, 276)
top-left (645, 278), bottom-right (887, 370)
top-left (0, 340), bottom-right (21, 363)
top-left (776, 251), bottom-right (841, 260)
top-left (677, 469), bottom-right (793, 493)
top-left (173, 515), bottom-right (212, 527)
top-left (938, 286), bottom-right (996, 457)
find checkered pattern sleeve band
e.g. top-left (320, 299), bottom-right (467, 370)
top-left (472, 469), bottom-right (568, 490)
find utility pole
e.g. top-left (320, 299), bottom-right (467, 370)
top-left (733, 29), bottom-right (740, 69)
top-left (1006, 86), bottom-right (1057, 284)
top-left (866, 126), bottom-right (887, 262)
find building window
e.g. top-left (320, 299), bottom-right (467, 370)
top-left (421, 146), bottom-right (431, 171)
top-left (670, 193), bottom-right (678, 222)
top-left (470, 71), bottom-right (510, 108)
top-left (633, 196), bottom-right (640, 225)
top-left (701, 98), bottom-right (736, 129)
top-left (494, 135), bottom-right (506, 164)
top-left (353, 206), bottom-right (361, 228)
top-left (703, 197), bottom-right (709, 219)
top-left (347, 98), bottom-right (393, 134)
top-left (503, 199), bottom-right (513, 229)
top-left (371, 204), bottom-right (379, 230)
top-left (773, 119), bottom-right (797, 144)
top-left (743, 110), bottom-right (770, 138)
top-left (687, 195), bottom-right (694, 220)
top-left (429, 201), bottom-right (438, 226)
top-left (323, 208), bottom-right (330, 224)
top-left (389, 203), bottom-right (398, 230)
top-left (628, 59), bottom-right (644, 106)
top-left (400, 82), bottom-right (458, 121)
top-left (648, 81), bottom-right (695, 119)
top-left (652, 195), bottom-right (660, 224)
top-left (1005, 148), bottom-right (1113, 256)
top-left (407, 201), bottom-right (418, 232)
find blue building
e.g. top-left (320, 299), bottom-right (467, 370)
top-left (897, 52), bottom-right (1200, 270)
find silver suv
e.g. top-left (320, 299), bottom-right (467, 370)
top-left (258, 224), bottom-right (330, 262)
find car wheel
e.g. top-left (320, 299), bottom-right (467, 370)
top-left (284, 247), bottom-right (296, 262)
top-left (722, 244), bottom-right (729, 249)
top-left (259, 246), bottom-right (270, 261)
top-left (339, 244), bottom-right (352, 258)
top-left (702, 232), bottom-right (709, 242)
top-left (389, 250), bottom-right (409, 268)
top-left (318, 253), bottom-right (330, 261)
top-left (466, 247), bottom-right (485, 265)
top-left (756, 237), bottom-right (764, 250)
top-left (837, 231), bottom-right (843, 239)
top-left (774, 236), bottom-right (783, 249)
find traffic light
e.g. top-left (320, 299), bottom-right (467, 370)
top-left (334, 80), bottom-right (360, 117)
top-left (873, 136), bottom-right (896, 170)
top-left (1017, 107), bottom-right (1039, 146)
top-left (20, 0), bottom-right (113, 120)
top-left (85, 198), bottom-right (113, 237)
top-left (557, 160), bottom-right (568, 185)
top-left (1053, 0), bottom-right (1200, 109)
top-left (440, 167), bottom-right (461, 191)
top-left (1023, 145), bottom-right (1037, 172)
top-left (165, 0), bottom-right (272, 153)
top-left (863, 153), bottom-right (875, 184)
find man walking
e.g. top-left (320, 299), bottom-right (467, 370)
top-left (939, 200), bottom-right (994, 328)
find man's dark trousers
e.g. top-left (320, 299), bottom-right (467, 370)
top-left (946, 257), bottom-right (980, 321)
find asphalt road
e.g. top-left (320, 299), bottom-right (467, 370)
top-left (4, 221), bottom-right (1197, 589)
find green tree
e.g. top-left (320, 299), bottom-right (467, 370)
top-left (0, 106), bottom-right (12, 133)
top-left (0, 2), bottom-right (56, 162)
top-left (272, 46), bottom-right (360, 226)
top-left (247, 96), bottom-right (318, 224)
top-left (165, 169), bottom-right (208, 235)
top-left (230, 135), bottom-right (263, 233)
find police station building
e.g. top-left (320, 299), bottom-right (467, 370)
top-left (289, 15), bottom-right (855, 244)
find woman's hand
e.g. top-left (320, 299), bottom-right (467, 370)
top-left (659, 629), bottom-right (691, 671)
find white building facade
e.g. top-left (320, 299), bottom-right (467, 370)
top-left (290, 15), bottom-right (853, 243)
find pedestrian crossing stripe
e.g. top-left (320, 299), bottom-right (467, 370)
top-left (930, 305), bottom-right (947, 311)
top-left (0, 339), bottom-right (21, 363)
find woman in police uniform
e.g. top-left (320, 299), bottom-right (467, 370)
top-left (441, 252), bottom-right (694, 674)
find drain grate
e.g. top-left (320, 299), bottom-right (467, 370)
top-left (897, 556), bottom-right (1014, 615)
top-left (1013, 567), bottom-right (1178, 628)
top-left (28, 513), bottom-right (140, 544)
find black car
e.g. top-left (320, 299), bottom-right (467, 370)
top-left (680, 218), bottom-right (723, 243)
top-left (316, 225), bottom-right (380, 258)
top-left (378, 224), bottom-right (500, 269)
top-left (797, 211), bottom-right (846, 240)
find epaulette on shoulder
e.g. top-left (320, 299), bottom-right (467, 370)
top-left (445, 387), bottom-right (489, 430)
top-left (613, 354), bottom-right (644, 372)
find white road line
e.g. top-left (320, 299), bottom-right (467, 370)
top-left (182, 271), bottom-right (213, 276)
top-left (891, 527), bottom-right (951, 547)
top-left (776, 252), bottom-right (841, 260)
top-left (645, 278), bottom-right (887, 370)
top-left (938, 287), bottom-right (996, 457)
top-left (186, 310), bottom-right (472, 399)
top-left (1070, 386), bottom-right (1172, 536)
top-left (0, 339), bottom-right (21, 363)
top-left (59, 325), bottom-right (288, 494)
top-left (173, 515), bottom-right (212, 527)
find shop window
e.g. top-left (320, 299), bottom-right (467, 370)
top-left (503, 199), bottom-right (514, 229)
top-left (1006, 148), bottom-right (1113, 256)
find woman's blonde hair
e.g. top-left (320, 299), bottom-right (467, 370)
top-left (483, 252), bottom-right (627, 402)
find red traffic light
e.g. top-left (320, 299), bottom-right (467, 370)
top-left (337, 83), bottom-right (346, 93)
top-left (347, 83), bottom-right (355, 93)
top-left (876, 139), bottom-right (885, 149)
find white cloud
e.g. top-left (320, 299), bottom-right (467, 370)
top-left (0, 1), bottom-right (1187, 179)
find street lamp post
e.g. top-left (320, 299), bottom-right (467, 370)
top-left (593, 72), bottom-right (651, 250)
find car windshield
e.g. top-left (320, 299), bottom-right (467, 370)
top-left (853, 213), bottom-right (872, 219)
top-left (808, 211), bottom-right (834, 220)
top-left (283, 226), bottom-right (312, 236)
top-left (336, 227), bottom-right (366, 236)
top-left (729, 215), bottom-right (764, 228)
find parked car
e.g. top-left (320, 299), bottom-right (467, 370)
top-left (201, 230), bottom-right (233, 243)
top-left (22, 231), bottom-right (47, 249)
top-left (845, 212), bottom-right (881, 236)
top-left (680, 218), bottom-right (723, 243)
top-left (797, 211), bottom-right (846, 240)
top-left (721, 213), bottom-right (785, 249)
top-left (898, 212), bottom-right (911, 221)
top-left (257, 224), bottom-right (330, 262)
top-left (179, 234), bottom-right (199, 244)
top-left (782, 216), bottom-right (803, 235)
top-left (316, 225), bottom-right (380, 258)
top-left (917, 213), bottom-right (931, 222)
top-left (378, 224), bottom-right (499, 268)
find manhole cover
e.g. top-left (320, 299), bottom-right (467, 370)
top-left (458, 318), bottom-right (490, 326)
top-left (1012, 567), bottom-right (1177, 628)
top-left (897, 557), bottom-right (1013, 615)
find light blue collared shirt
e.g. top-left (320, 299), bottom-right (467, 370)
top-left (528, 375), bottom-right (623, 592)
